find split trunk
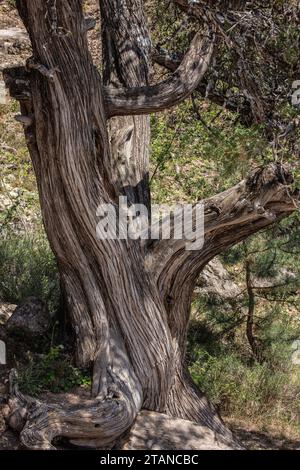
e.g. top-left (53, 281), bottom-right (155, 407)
top-left (2, 0), bottom-right (297, 450)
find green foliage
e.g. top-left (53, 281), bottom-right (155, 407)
top-left (150, 99), bottom-right (270, 205)
top-left (19, 346), bottom-right (91, 396)
top-left (188, 214), bottom-right (300, 431)
top-left (0, 100), bottom-right (40, 238)
top-left (149, 0), bottom-right (300, 189)
top-left (7, 1), bottom-right (16, 8)
top-left (188, 335), bottom-right (300, 428)
top-left (147, 1), bottom-right (193, 52)
top-left (0, 229), bottom-right (59, 315)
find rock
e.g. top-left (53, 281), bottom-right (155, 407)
top-left (6, 297), bottom-right (50, 338)
top-left (0, 79), bottom-right (8, 104)
top-left (119, 410), bottom-right (238, 450)
top-left (0, 28), bottom-right (27, 42)
top-left (196, 258), bottom-right (242, 301)
top-left (0, 303), bottom-right (16, 327)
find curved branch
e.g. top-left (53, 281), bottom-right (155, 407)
top-left (147, 163), bottom-right (299, 292)
top-left (104, 28), bottom-right (215, 117)
top-left (152, 47), bottom-right (253, 124)
top-left (144, 164), bottom-right (298, 440)
top-left (8, 390), bottom-right (136, 450)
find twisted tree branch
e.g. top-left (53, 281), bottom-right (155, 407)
top-left (147, 163), bottom-right (299, 291)
top-left (104, 28), bottom-right (215, 117)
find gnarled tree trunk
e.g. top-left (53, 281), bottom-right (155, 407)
top-left (3, 0), bottom-right (298, 450)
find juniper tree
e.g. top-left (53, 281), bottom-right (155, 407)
top-left (3, 0), bottom-right (299, 449)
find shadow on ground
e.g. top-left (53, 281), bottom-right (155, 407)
top-left (232, 425), bottom-right (300, 450)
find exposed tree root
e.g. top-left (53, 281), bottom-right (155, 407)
top-left (4, 370), bottom-right (242, 450)
top-left (3, 0), bottom-right (298, 453)
top-left (4, 368), bottom-right (141, 450)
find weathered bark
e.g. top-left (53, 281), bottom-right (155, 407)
top-left (100, 0), bottom-right (152, 210)
top-left (4, 0), bottom-right (172, 449)
top-left (104, 27), bottom-right (215, 117)
top-left (2, 0), bottom-right (298, 451)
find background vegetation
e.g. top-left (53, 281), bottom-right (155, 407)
top-left (0, 0), bottom-right (299, 444)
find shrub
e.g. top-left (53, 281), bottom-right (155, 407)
top-left (19, 346), bottom-right (91, 396)
top-left (0, 230), bottom-right (59, 315)
top-left (188, 341), bottom-right (300, 430)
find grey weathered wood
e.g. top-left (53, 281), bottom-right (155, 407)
top-left (104, 28), bottom-right (215, 117)
top-left (100, 0), bottom-right (152, 210)
top-left (2, 0), bottom-right (298, 451)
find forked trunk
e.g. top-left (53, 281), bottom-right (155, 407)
top-left (2, 0), bottom-right (297, 450)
